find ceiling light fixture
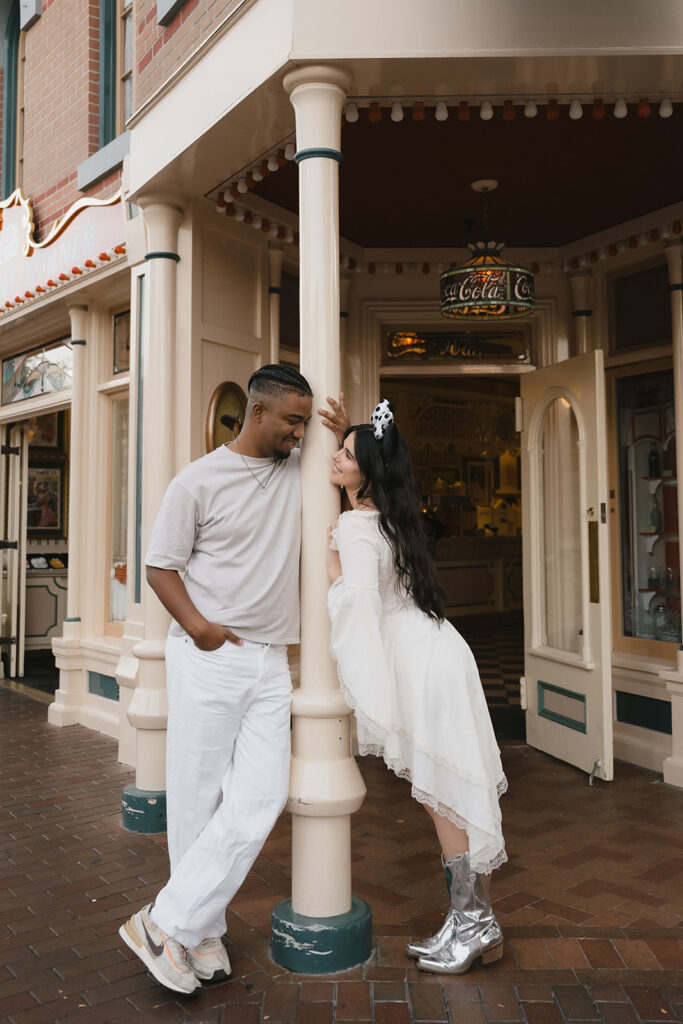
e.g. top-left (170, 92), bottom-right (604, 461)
top-left (440, 180), bottom-right (535, 320)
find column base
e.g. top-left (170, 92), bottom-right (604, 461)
top-left (663, 755), bottom-right (683, 789)
top-left (122, 784), bottom-right (167, 833)
top-left (271, 898), bottom-right (372, 974)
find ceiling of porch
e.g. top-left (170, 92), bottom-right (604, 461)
top-left (247, 103), bottom-right (682, 248)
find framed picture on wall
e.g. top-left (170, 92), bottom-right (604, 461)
top-left (27, 464), bottom-right (66, 538)
top-left (26, 411), bottom-right (65, 452)
top-left (205, 381), bottom-right (248, 453)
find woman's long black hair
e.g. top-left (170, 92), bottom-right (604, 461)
top-left (345, 423), bottom-right (445, 622)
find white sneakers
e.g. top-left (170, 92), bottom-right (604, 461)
top-left (120, 904), bottom-right (232, 993)
top-left (187, 936), bottom-right (232, 981)
top-left (119, 904), bottom-right (201, 995)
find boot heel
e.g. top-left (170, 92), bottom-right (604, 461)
top-left (480, 942), bottom-right (503, 965)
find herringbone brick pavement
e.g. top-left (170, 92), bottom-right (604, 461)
top-left (2, 688), bottom-right (683, 1023)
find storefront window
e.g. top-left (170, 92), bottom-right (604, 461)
top-left (541, 398), bottom-right (582, 652)
top-left (113, 310), bottom-right (130, 374)
top-left (109, 396), bottom-right (129, 623)
top-left (617, 370), bottom-right (680, 643)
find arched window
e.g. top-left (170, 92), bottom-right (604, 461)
top-left (1, 0), bottom-right (19, 197)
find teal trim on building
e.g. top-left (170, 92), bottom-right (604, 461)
top-left (98, 0), bottom-right (116, 148)
top-left (538, 680), bottom-right (587, 734)
top-left (294, 147), bottom-right (343, 164)
top-left (122, 784), bottom-right (167, 833)
top-left (616, 690), bottom-right (672, 735)
top-left (88, 671), bottom-right (119, 702)
top-left (2, 2), bottom-right (20, 199)
top-left (271, 898), bottom-right (372, 974)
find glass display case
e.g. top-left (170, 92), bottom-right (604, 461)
top-left (617, 369), bottom-right (680, 643)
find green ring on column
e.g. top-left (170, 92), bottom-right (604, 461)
top-left (122, 784), bottom-right (167, 833)
top-left (271, 897), bottom-right (372, 974)
top-left (144, 251), bottom-right (180, 262)
top-left (294, 148), bottom-right (343, 164)
top-left (571, 309), bottom-right (593, 317)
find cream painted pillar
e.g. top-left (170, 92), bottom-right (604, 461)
top-left (269, 247), bottom-right (284, 363)
top-left (48, 305), bottom-right (89, 727)
top-left (661, 240), bottom-right (683, 788)
top-left (122, 195), bottom-right (183, 832)
top-left (568, 271), bottom-right (594, 355)
top-left (271, 65), bottom-right (371, 975)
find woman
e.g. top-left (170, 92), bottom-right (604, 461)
top-left (326, 401), bottom-right (507, 976)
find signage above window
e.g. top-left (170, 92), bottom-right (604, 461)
top-left (385, 329), bottom-right (530, 364)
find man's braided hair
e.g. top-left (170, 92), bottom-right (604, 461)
top-left (248, 364), bottom-right (312, 401)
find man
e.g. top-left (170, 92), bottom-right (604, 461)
top-left (119, 364), bottom-right (347, 994)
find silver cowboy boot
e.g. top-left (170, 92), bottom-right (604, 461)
top-left (405, 853), bottom-right (462, 959)
top-left (417, 852), bottom-right (503, 975)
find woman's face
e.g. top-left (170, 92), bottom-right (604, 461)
top-left (331, 431), bottom-right (364, 495)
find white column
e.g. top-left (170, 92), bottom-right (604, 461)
top-left (122, 195), bottom-right (184, 831)
top-left (661, 239), bottom-right (683, 787)
top-left (568, 271), bottom-right (594, 355)
top-left (272, 66), bottom-right (370, 974)
top-left (48, 304), bottom-right (89, 726)
top-left (269, 247), bottom-right (284, 363)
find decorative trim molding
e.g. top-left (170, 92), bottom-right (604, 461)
top-left (144, 251), bottom-right (180, 262)
top-left (0, 188), bottom-right (122, 256)
top-left (294, 147), bottom-right (343, 164)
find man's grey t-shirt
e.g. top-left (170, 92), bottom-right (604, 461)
top-left (145, 445), bottom-right (302, 644)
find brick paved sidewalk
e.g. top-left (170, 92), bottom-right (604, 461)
top-left (1, 688), bottom-right (683, 1023)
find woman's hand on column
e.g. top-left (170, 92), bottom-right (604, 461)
top-left (318, 393), bottom-right (350, 445)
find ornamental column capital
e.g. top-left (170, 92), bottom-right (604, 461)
top-left (283, 66), bottom-right (352, 153)
top-left (283, 65), bottom-right (352, 97)
top-left (137, 194), bottom-right (185, 255)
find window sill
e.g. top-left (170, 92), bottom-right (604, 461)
top-left (157, 0), bottom-right (187, 25)
top-left (77, 132), bottom-right (130, 191)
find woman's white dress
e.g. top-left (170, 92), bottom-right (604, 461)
top-left (328, 509), bottom-right (507, 874)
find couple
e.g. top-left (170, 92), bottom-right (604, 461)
top-left (119, 364), bottom-right (507, 994)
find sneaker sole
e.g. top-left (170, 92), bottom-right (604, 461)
top-left (119, 920), bottom-right (200, 995)
top-left (193, 967), bottom-right (231, 982)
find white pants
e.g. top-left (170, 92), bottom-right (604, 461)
top-left (150, 634), bottom-right (292, 948)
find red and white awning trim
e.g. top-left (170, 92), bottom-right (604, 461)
top-left (215, 190), bottom-right (682, 276)
top-left (215, 139), bottom-right (296, 211)
top-left (343, 97), bottom-right (677, 122)
top-left (1, 244), bottom-right (127, 315)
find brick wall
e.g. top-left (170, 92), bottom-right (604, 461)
top-left (20, 0), bottom-right (119, 239)
top-left (135, 0), bottom-right (240, 109)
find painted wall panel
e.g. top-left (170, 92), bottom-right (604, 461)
top-left (201, 229), bottom-right (260, 337)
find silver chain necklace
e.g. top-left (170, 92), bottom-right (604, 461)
top-left (234, 436), bottom-right (279, 491)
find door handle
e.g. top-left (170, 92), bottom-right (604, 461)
top-left (586, 507), bottom-right (595, 517)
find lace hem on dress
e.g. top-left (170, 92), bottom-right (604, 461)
top-left (338, 673), bottom-right (508, 875)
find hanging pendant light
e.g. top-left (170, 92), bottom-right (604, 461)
top-left (440, 180), bottom-right (535, 320)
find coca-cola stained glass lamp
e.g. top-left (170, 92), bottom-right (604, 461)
top-left (440, 180), bottom-right (535, 320)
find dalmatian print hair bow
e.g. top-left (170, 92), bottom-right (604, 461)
top-left (371, 400), bottom-right (394, 440)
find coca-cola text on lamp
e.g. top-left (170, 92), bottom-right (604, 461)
top-left (440, 180), bottom-right (535, 320)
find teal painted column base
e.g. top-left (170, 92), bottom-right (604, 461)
top-left (122, 784), bottom-right (167, 833)
top-left (271, 898), bottom-right (372, 974)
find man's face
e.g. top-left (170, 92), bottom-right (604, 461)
top-left (254, 392), bottom-right (313, 459)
